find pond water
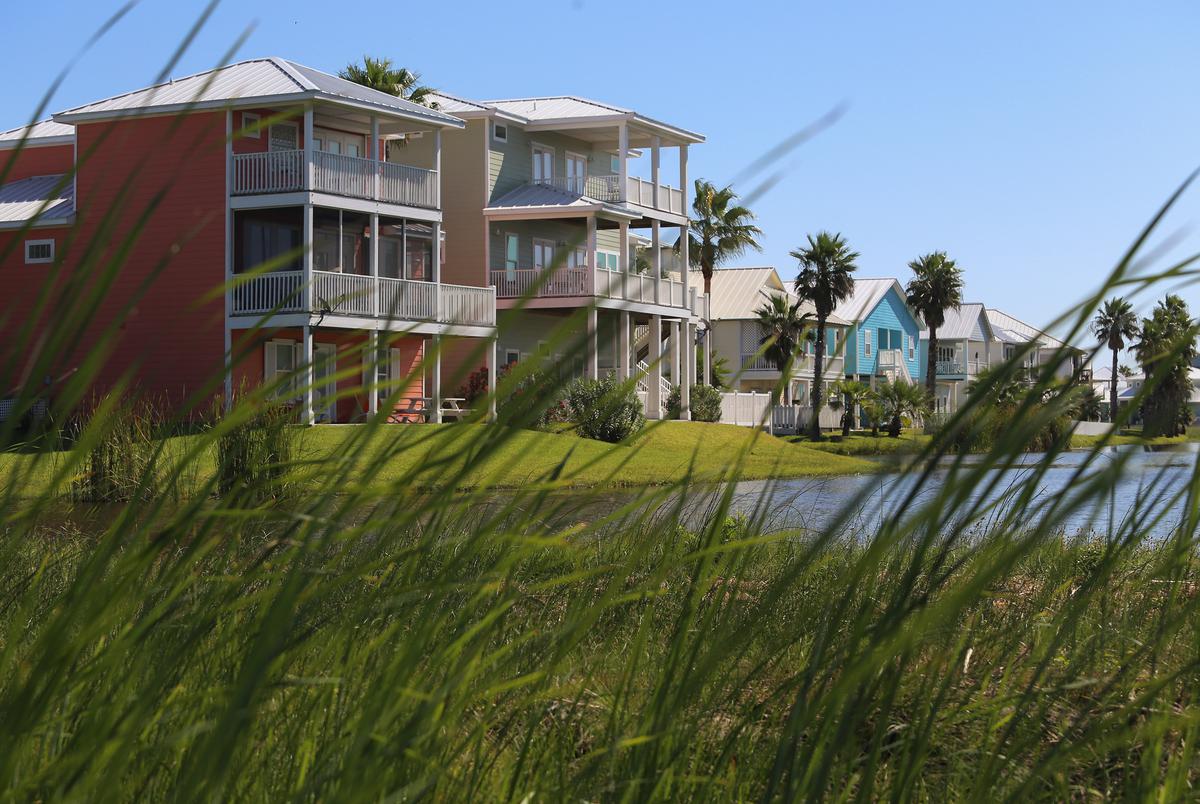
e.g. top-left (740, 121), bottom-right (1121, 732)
top-left (561, 445), bottom-right (1200, 541)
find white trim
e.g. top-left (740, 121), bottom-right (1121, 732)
top-left (242, 111), bottom-right (261, 138)
top-left (864, 328), bottom-right (873, 357)
top-left (531, 142), bottom-right (555, 182)
top-left (24, 238), bottom-right (54, 264)
top-left (491, 121), bottom-right (508, 143)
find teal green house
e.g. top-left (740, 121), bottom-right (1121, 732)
top-left (831, 278), bottom-right (923, 385)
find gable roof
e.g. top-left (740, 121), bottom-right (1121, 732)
top-left (985, 308), bottom-right (1067, 350)
top-left (920, 302), bottom-right (990, 341)
top-left (52, 58), bottom-right (464, 128)
top-left (0, 119), bottom-right (75, 150)
top-left (708, 267), bottom-right (849, 324)
top-left (0, 173), bottom-right (74, 228)
top-left (832, 278), bottom-right (921, 326)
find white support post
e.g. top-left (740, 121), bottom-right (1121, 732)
top-left (488, 337), bottom-right (498, 423)
top-left (619, 220), bottom-right (629, 300)
top-left (587, 307), bottom-right (599, 379)
top-left (303, 203), bottom-right (313, 311)
top-left (620, 310), bottom-right (631, 382)
top-left (680, 321), bottom-right (693, 421)
top-left (431, 335), bottom-right (442, 424)
top-left (586, 215), bottom-right (598, 296)
top-left (370, 212), bottom-right (379, 317)
top-left (370, 115), bottom-right (379, 200)
top-left (303, 105), bottom-right (314, 191)
top-left (704, 326), bottom-right (712, 388)
top-left (652, 219), bottom-right (662, 304)
top-left (648, 314), bottom-right (663, 419)
top-left (302, 324), bottom-right (314, 425)
top-left (669, 321), bottom-right (680, 388)
top-left (223, 110), bottom-right (233, 413)
top-left (679, 144), bottom-right (689, 295)
top-left (367, 330), bottom-right (378, 416)
top-left (651, 135), bottom-right (660, 210)
top-left (611, 320), bottom-right (620, 378)
top-left (432, 220), bottom-right (442, 324)
top-left (618, 122), bottom-right (629, 203)
top-left (434, 128), bottom-right (442, 208)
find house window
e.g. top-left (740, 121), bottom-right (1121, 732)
top-left (24, 239), bottom-right (54, 264)
top-left (505, 349), bottom-right (520, 367)
top-left (610, 154), bottom-right (620, 173)
top-left (504, 233), bottom-right (519, 274)
top-left (597, 251), bottom-right (619, 271)
top-left (268, 122), bottom-right (298, 152)
top-left (492, 122), bottom-right (508, 143)
top-left (242, 112), bottom-right (260, 138)
top-left (566, 151), bottom-right (587, 193)
top-left (374, 346), bottom-right (401, 408)
top-left (908, 334), bottom-right (916, 360)
top-left (864, 328), bottom-right (873, 357)
top-left (264, 339), bottom-right (298, 397)
top-left (532, 145), bottom-right (553, 183)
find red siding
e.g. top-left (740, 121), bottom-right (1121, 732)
top-left (0, 144), bottom-right (73, 183)
top-left (0, 225), bottom-right (72, 395)
top-left (67, 112), bottom-right (227, 413)
top-left (231, 107), bottom-right (305, 155)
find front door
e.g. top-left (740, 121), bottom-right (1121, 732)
top-left (314, 128), bottom-right (365, 158)
top-left (314, 343), bottom-right (338, 423)
top-left (566, 152), bottom-right (586, 193)
top-left (532, 239), bottom-right (555, 272)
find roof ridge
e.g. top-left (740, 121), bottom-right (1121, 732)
top-left (269, 57), bottom-right (316, 91)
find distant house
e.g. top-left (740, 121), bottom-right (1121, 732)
top-left (832, 279), bottom-right (923, 386)
top-left (1118, 367), bottom-right (1200, 421)
top-left (984, 308), bottom-right (1083, 381)
top-left (918, 302), bottom-right (994, 413)
top-left (707, 267), bottom-right (849, 404)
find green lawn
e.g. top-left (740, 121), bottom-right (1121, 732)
top-left (0, 420), bottom-right (875, 497)
top-left (785, 431), bottom-right (931, 456)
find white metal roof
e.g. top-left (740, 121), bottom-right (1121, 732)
top-left (425, 91), bottom-right (491, 115)
top-left (0, 119), bottom-right (75, 149)
top-left (0, 174), bottom-right (74, 227)
top-left (53, 58), bottom-right (463, 128)
top-left (919, 302), bottom-right (990, 341)
top-left (708, 266), bottom-right (849, 325)
top-left (985, 308), bottom-right (1067, 350)
top-left (831, 278), bottom-right (920, 325)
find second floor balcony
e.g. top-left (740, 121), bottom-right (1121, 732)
top-left (232, 270), bottom-right (495, 328)
top-left (232, 150), bottom-right (439, 209)
top-left (741, 352), bottom-right (844, 374)
top-left (935, 358), bottom-right (987, 377)
top-left (529, 175), bottom-right (685, 216)
top-left (489, 264), bottom-right (705, 316)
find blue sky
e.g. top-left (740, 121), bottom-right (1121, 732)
top-left (5, 0), bottom-right (1199, 346)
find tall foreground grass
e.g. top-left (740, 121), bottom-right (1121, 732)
top-left (5, 12), bottom-right (1200, 798)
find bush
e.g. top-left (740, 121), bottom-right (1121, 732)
top-left (565, 377), bottom-right (644, 442)
top-left (497, 367), bottom-right (570, 430)
top-left (666, 384), bottom-right (722, 422)
top-left (216, 403), bottom-right (298, 499)
top-left (70, 396), bottom-right (163, 502)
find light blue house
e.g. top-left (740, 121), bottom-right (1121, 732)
top-left (832, 278), bottom-right (923, 386)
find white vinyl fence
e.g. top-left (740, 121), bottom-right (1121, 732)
top-left (720, 391), bottom-right (772, 427)
top-left (719, 392), bottom-right (841, 434)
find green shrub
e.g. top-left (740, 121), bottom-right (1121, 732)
top-left (216, 403), bottom-right (298, 499)
top-left (70, 396), bottom-right (163, 502)
top-left (497, 367), bottom-right (570, 430)
top-left (666, 383), bottom-right (722, 422)
top-left (566, 377), bottom-right (645, 442)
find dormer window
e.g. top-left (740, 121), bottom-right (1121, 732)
top-left (492, 122), bottom-right (508, 143)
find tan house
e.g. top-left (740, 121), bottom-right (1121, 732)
top-left (707, 267), bottom-right (848, 408)
top-left (428, 91), bottom-right (708, 418)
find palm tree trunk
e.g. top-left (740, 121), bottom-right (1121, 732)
top-left (810, 319), bottom-right (826, 440)
top-left (926, 328), bottom-right (938, 396)
top-left (1110, 347), bottom-right (1119, 424)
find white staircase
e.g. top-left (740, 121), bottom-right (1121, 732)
top-left (878, 349), bottom-right (913, 383)
top-left (636, 360), bottom-right (674, 399)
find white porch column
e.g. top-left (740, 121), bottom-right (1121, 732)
top-left (620, 310), bottom-right (631, 382)
top-left (303, 105), bottom-right (314, 190)
top-left (651, 135), bottom-right (660, 209)
top-left (648, 314), bottom-right (663, 419)
top-left (680, 321), bottom-right (693, 421)
top-left (618, 122), bottom-right (629, 203)
top-left (587, 215), bottom-right (598, 296)
top-left (652, 220), bottom-right (662, 304)
top-left (302, 324), bottom-right (315, 425)
top-left (430, 335), bottom-right (442, 424)
top-left (587, 307), bottom-right (599, 379)
top-left (704, 325), bottom-right (712, 387)
top-left (370, 115), bottom-right (379, 200)
top-left (488, 337), bottom-right (498, 422)
top-left (669, 320), bottom-right (680, 387)
top-left (367, 330), bottom-right (378, 416)
top-left (303, 203), bottom-right (313, 311)
top-left (434, 128), bottom-right (442, 208)
top-left (679, 144), bottom-right (689, 296)
top-left (223, 110), bottom-right (233, 413)
top-left (619, 220), bottom-right (629, 299)
top-left (370, 212), bottom-right (379, 317)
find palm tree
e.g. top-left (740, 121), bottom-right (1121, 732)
top-left (905, 252), bottom-right (964, 397)
top-left (1091, 296), bottom-right (1139, 423)
top-left (338, 57), bottom-right (437, 107)
top-left (793, 232), bottom-right (859, 439)
top-left (829, 379), bottom-right (872, 437)
top-left (875, 379), bottom-right (931, 438)
top-left (1134, 294), bottom-right (1197, 436)
top-left (753, 294), bottom-right (808, 404)
top-left (684, 180), bottom-right (762, 296)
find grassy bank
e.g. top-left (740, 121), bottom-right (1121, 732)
top-left (0, 420), bottom-right (874, 497)
top-left (788, 426), bottom-right (1200, 456)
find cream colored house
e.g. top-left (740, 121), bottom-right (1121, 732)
top-left (428, 91), bottom-right (708, 418)
top-left (707, 267), bottom-right (849, 406)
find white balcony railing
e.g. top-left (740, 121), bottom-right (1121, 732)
top-left (487, 264), bottom-right (700, 314)
top-left (527, 174), bottom-right (685, 215)
top-left (936, 358), bottom-right (987, 376)
top-left (232, 150), bottom-right (439, 209)
top-left (231, 270), bottom-right (495, 327)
